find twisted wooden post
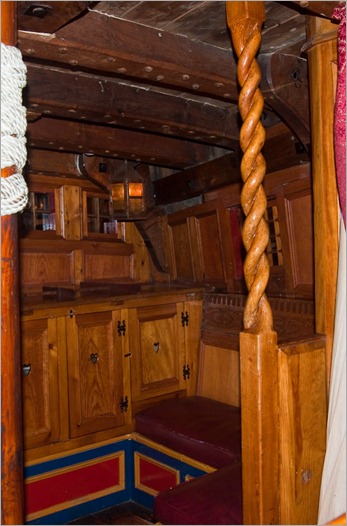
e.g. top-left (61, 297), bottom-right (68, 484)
top-left (227, 1), bottom-right (272, 333)
top-left (226, 3), bottom-right (279, 524)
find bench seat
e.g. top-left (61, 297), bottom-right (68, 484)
top-left (135, 396), bottom-right (241, 469)
top-left (154, 462), bottom-right (243, 525)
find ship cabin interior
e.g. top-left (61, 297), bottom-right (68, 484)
top-left (1, 1), bottom-right (346, 525)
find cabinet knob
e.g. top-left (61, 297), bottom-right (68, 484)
top-left (153, 342), bottom-right (160, 353)
top-left (90, 353), bottom-right (99, 364)
top-left (22, 363), bottom-right (31, 376)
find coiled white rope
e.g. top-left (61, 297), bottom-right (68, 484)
top-left (1, 42), bottom-right (28, 216)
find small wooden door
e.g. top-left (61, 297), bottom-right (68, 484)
top-left (66, 308), bottom-right (129, 438)
top-left (21, 317), bottom-right (62, 449)
top-left (129, 302), bottom-right (186, 401)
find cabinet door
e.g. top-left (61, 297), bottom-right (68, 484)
top-left (129, 303), bottom-right (186, 401)
top-left (66, 309), bottom-right (129, 438)
top-left (21, 317), bottom-right (62, 449)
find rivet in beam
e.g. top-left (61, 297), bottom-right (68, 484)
top-left (24, 48), bottom-right (35, 55)
top-left (117, 67), bottom-right (127, 73)
top-left (109, 121), bottom-right (118, 124)
top-left (215, 82), bottom-right (224, 88)
top-left (68, 109), bottom-right (77, 113)
top-left (48, 141), bottom-right (54, 145)
top-left (43, 110), bottom-right (51, 114)
top-left (59, 47), bottom-right (68, 54)
top-left (144, 66), bottom-right (153, 72)
top-left (105, 150), bottom-right (110, 153)
top-left (104, 114), bottom-right (112, 118)
top-left (136, 158), bottom-right (141, 162)
top-left (78, 145), bottom-right (83, 149)
top-left (150, 157), bottom-right (156, 161)
top-left (223, 93), bottom-right (232, 98)
top-left (112, 153), bottom-right (118, 157)
top-left (188, 130), bottom-right (195, 134)
top-left (131, 154), bottom-right (136, 158)
top-left (80, 116), bottom-right (86, 119)
top-left (162, 125), bottom-right (170, 130)
top-left (156, 75), bottom-right (164, 81)
top-left (192, 84), bottom-right (199, 90)
top-left (182, 74), bottom-right (190, 80)
top-left (134, 119), bottom-right (142, 123)
top-left (106, 57), bottom-right (116, 63)
top-left (29, 143), bottom-right (36, 146)
top-left (69, 60), bottom-right (78, 66)
top-left (58, 146), bottom-right (64, 150)
top-left (209, 135), bottom-right (217, 139)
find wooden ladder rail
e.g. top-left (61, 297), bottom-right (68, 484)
top-left (1, 2), bottom-right (25, 524)
top-left (226, 2), bottom-right (279, 524)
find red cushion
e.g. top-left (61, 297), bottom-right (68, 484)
top-left (135, 396), bottom-right (241, 468)
top-left (154, 462), bottom-right (242, 525)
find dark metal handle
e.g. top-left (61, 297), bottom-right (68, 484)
top-left (90, 353), bottom-right (99, 364)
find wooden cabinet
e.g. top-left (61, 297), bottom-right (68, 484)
top-left (21, 316), bottom-right (67, 449)
top-left (66, 308), bottom-right (131, 438)
top-left (129, 298), bottom-right (202, 403)
top-left (21, 290), bottom-right (202, 456)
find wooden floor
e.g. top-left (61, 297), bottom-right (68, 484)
top-left (68, 501), bottom-right (155, 525)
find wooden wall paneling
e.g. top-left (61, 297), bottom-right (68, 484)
top-left (193, 205), bottom-right (230, 289)
top-left (275, 179), bottom-right (314, 297)
top-left (197, 343), bottom-right (240, 407)
top-left (20, 251), bottom-right (75, 288)
top-left (306, 16), bottom-right (339, 386)
top-left (83, 252), bottom-right (133, 282)
top-left (278, 337), bottom-right (327, 524)
top-left (59, 185), bottom-right (82, 240)
top-left (183, 298), bottom-right (203, 397)
top-left (166, 214), bottom-right (196, 283)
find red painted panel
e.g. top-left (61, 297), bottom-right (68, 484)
top-left (26, 456), bottom-right (120, 515)
top-left (139, 457), bottom-right (177, 492)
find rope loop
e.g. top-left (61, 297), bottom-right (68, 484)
top-left (1, 42), bottom-right (28, 216)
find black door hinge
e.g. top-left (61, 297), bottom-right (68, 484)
top-left (183, 364), bottom-right (190, 380)
top-left (117, 320), bottom-right (126, 336)
top-left (119, 395), bottom-right (129, 413)
top-left (181, 311), bottom-right (189, 327)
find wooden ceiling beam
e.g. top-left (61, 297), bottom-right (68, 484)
top-left (27, 117), bottom-right (229, 169)
top-left (18, 11), bottom-right (238, 101)
top-left (259, 52), bottom-right (311, 145)
top-left (290, 1), bottom-right (340, 19)
top-left (25, 63), bottom-right (240, 148)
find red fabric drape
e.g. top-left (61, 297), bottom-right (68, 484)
top-left (333, 4), bottom-right (346, 227)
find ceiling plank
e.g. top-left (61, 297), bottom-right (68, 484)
top-left (18, 11), bottom-right (238, 101)
top-left (25, 63), bottom-right (240, 148)
top-left (17, 1), bottom-right (90, 34)
top-left (26, 117), bottom-right (229, 169)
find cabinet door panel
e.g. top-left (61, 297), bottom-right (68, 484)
top-left (67, 310), bottom-right (127, 438)
top-left (130, 303), bottom-right (185, 401)
top-left (21, 318), bottom-right (61, 449)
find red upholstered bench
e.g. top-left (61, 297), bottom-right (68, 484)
top-left (135, 395), bottom-right (241, 468)
top-left (154, 462), bottom-right (243, 525)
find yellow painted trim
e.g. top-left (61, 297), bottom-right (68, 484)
top-left (25, 434), bottom-right (132, 467)
top-left (132, 432), bottom-right (216, 473)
